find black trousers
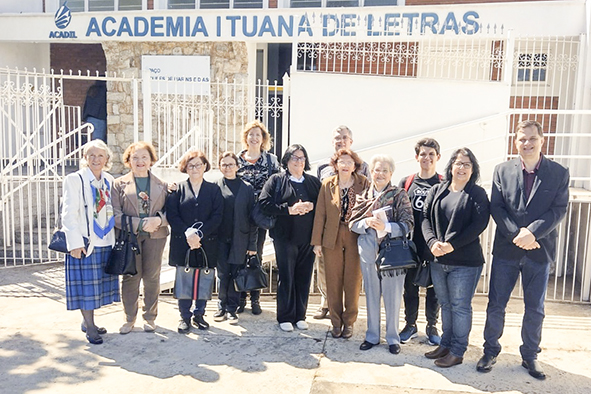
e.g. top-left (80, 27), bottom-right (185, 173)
top-left (403, 265), bottom-right (440, 327)
top-left (240, 227), bottom-right (266, 303)
top-left (273, 240), bottom-right (315, 324)
top-left (217, 241), bottom-right (242, 313)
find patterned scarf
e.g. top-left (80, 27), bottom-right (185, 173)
top-left (90, 177), bottom-right (115, 238)
top-left (349, 182), bottom-right (398, 226)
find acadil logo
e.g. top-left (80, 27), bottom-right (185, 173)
top-left (50, 2), bottom-right (77, 38)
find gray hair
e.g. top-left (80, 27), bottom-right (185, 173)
top-left (334, 125), bottom-right (353, 138)
top-left (80, 139), bottom-right (114, 171)
top-left (369, 154), bottom-right (395, 173)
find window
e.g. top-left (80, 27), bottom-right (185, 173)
top-left (327, 0), bottom-right (358, 6)
top-left (234, 0), bottom-right (263, 8)
top-left (291, 0), bottom-right (322, 7)
top-left (517, 53), bottom-right (547, 82)
top-left (66, 0), bottom-right (85, 12)
top-left (364, 0), bottom-right (397, 6)
top-left (200, 0), bottom-right (230, 8)
top-left (119, 0), bottom-right (143, 10)
top-left (88, 0), bottom-right (115, 12)
top-left (168, 0), bottom-right (195, 8)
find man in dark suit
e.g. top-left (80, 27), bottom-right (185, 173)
top-left (477, 120), bottom-right (569, 380)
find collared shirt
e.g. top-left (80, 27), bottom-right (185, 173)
top-left (289, 174), bottom-right (305, 183)
top-left (521, 155), bottom-right (543, 200)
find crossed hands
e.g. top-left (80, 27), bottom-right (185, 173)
top-left (430, 241), bottom-right (454, 257)
top-left (512, 227), bottom-right (540, 250)
top-left (288, 200), bottom-right (314, 215)
top-left (186, 232), bottom-right (202, 250)
top-left (365, 217), bottom-right (386, 232)
top-left (141, 216), bottom-right (162, 233)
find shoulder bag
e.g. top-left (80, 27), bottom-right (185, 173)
top-left (250, 170), bottom-right (280, 230)
top-left (173, 248), bottom-right (215, 300)
top-left (234, 254), bottom-right (269, 292)
top-left (49, 174), bottom-right (90, 254)
top-left (104, 215), bottom-right (139, 275)
top-left (375, 223), bottom-right (420, 274)
top-left (413, 260), bottom-right (433, 288)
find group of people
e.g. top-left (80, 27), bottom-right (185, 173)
top-left (61, 119), bottom-right (568, 381)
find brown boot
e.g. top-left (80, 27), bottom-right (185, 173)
top-left (425, 345), bottom-right (450, 360)
top-left (434, 353), bottom-right (463, 368)
top-left (313, 308), bottom-right (329, 319)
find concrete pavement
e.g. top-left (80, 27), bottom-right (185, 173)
top-left (1, 262), bottom-right (590, 394)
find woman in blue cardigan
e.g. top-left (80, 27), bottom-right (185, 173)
top-left (422, 147), bottom-right (490, 368)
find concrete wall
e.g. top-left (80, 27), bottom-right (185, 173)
top-left (0, 42), bottom-right (49, 70)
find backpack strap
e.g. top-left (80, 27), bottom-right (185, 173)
top-left (403, 173), bottom-right (416, 191)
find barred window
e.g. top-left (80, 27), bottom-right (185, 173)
top-left (517, 53), bottom-right (547, 82)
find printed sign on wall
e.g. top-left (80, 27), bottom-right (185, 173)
top-left (142, 55), bottom-right (211, 95)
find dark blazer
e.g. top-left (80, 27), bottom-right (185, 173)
top-left (215, 176), bottom-right (258, 265)
top-left (490, 156), bottom-right (569, 263)
top-left (166, 179), bottom-right (223, 267)
top-left (422, 181), bottom-right (490, 267)
top-left (259, 172), bottom-right (321, 242)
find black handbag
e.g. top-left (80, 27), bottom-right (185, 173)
top-left (104, 215), bottom-right (139, 275)
top-left (49, 174), bottom-right (90, 254)
top-left (234, 254), bottom-right (269, 292)
top-left (250, 202), bottom-right (276, 230)
top-left (413, 260), bottom-right (433, 288)
top-left (174, 248), bottom-right (215, 300)
top-left (375, 223), bottom-right (420, 273)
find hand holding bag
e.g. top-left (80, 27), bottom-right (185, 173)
top-left (234, 254), bottom-right (269, 292)
top-left (104, 215), bottom-right (139, 275)
top-left (174, 248), bottom-right (215, 300)
top-left (413, 260), bottom-right (433, 288)
top-left (375, 223), bottom-right (420, 274)
top-left (49, 174), bottom-right (90, 254)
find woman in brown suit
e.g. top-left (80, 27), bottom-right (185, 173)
top-left (311, 149), bottom-right (369, 339)
top-left (112, 141), bottom-right (169, 334)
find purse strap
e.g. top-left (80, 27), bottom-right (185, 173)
top-left (184, 247), bottom-right (209, 271)
top-left (127, 215), bottom-right (140, 255)
top-left (78, 173), bottom-right (91, 239)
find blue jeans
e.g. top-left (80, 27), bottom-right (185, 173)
top-left (85, 116), bottom-right (107, 143)
top-left (431, 263), bottom-right (482, 358)
top-left (178, 299), bottom-right (207, 321)
top-left (483, 256), bottom-right (550, 361)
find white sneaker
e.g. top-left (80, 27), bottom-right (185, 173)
top-left (295, 320), bottom-right (308, 330)
top-left (119, 322), bottom-right (134, 334)
top-left (143, 320), bottom-right (157, 332)
top-left (279, 322), bottom-right (294, 332)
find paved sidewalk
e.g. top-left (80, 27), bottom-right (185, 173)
top-left (1, 263), bottom-right (590, 394)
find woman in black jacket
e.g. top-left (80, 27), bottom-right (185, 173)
top-left (422, 147), bottom-right (490, 368)
top-left (259, 144), bottom-right (321, 332)
top-left (214, 152), bottom-right (258, 324)
top-left (166, 150), bottom-right (223, 334)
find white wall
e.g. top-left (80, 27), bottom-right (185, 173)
top-left (289, 71), bottom-right (511, 184)
top-left (0, 42), bottom-right (50, 70)
top-left (0, 0), bottom-right (43, 13)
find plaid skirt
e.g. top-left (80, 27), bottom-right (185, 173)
top-left (65, 246), bottom-right (120, 311)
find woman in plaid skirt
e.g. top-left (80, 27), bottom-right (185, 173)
top-left (62, 140), bottom-right (120, 345)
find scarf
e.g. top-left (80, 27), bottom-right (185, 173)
top-left (90, 176), bottom-right (115, 239)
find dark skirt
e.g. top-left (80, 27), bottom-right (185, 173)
top-left (65, 246), bottom-right (120, 310)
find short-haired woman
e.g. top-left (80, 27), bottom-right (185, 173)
top-left (259, 144), bottom-right (321, 332)
top-left (422, 148), bottom-right (490, 368)
top-left (112, 141), bottom-right (169, 334)
top-left (166, 149), bottom-right (223, 333)
top-left (236, 120), bottom-right (281, 314)
top-left (62, 140), bottom-right (120, 344)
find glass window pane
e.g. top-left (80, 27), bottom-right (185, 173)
top-left (327, 0), bottom-right (358, 6)
top-left (200, 0), bottom-right (230, 8)
top-left (66, 0), bottom-right (85, 12)
top-left (119, 0), bottom-right (143, 10)
top-left (234, 0), bottom-right (263, 8)
top-left (168, 0), bottom-right (196, 9)
top-left (290, 0), bottom-right (321, 8)
top-left (364, 0), bottom-right (398, 6)
top-left (89, 0), bottom-right (115, 12)
top-left (532, 69), bottom-right (546, 82)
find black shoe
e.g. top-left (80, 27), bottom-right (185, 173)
top-left (193, 314), bottom-right (210, 330)
top-left (85, 334), bottom-right (103, 345)
top-left (389, 344), bottom-right (401, 354)
top-left (399, 324), bottom-right (418, 343)
top-left (213, 310), bottom-right (227, 322)
top-left (360, 341), bottom-right (378, 351)
top-left (178, 319), bottom-right (191, 334)
top-left (81, 324), bottom-right (107, 335)
top-left (251, 300), bottom-right (262, 315)
top-left (522, 359), bottom-right (546, 380)
top-left (226, 311), bottom-right (239, 324)
top-left (476, 354), bottom-right (497, 373)
top-left (237, 299), bottom-right (246, 314)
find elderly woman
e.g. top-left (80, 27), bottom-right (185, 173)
top-left (112, 141), bottom-right (169, 334)
top-left (62, 140), bottom-right (119, 345)
top-left (166, 150), bottom-right (223, 334)
top-left (349, 155), bottom-right (413, 355)
top-left (422, 148), bottom-right (490, 368)
top-left (236, 120), bottom-right (281, 314)
top-left (214, 152), bottom-right (258, 323)
top-left (259, 144), bottom-right (321, 332)
top-left (311, 149), bottom-right (369, 339)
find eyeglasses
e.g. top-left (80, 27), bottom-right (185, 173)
top-left (453, 162), bottom-right (473, 169)
top-left (290, 156), bottom-right (306, 163)
top-left (337, 160), bottom-right (355, 167)
top-left (220, 163), bottom-right (236, 169)
top-left (333, 136), bottom-right (351, 142)
top-left (187, 163), bottom-right (204, 170)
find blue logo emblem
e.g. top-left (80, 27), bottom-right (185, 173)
top-left (54, 2), bottom-right (72, 30)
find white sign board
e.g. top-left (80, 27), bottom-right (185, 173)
top-left (142, 55), bottom-right (210, 95)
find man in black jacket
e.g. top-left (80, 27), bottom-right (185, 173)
top-left (477, 120), bottom-right (569, 380)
